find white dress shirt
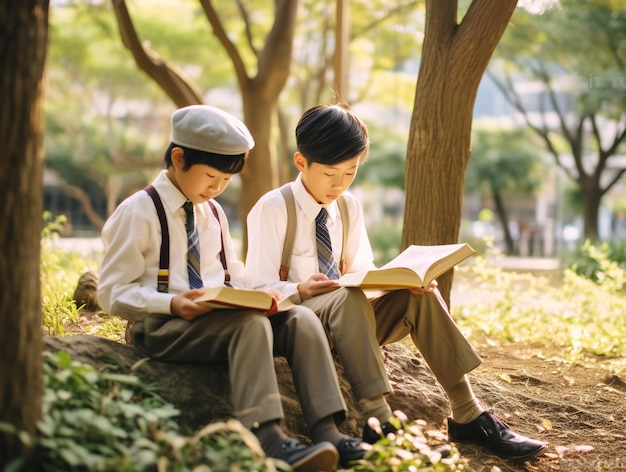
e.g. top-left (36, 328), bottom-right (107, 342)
top-left (98, 170), bottom-right (244, 320)
top-left (246, 174), bottom-right (375, 298)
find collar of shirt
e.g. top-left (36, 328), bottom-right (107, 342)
top-left (152, 170), bottom-right (188, 214)
top-left (151, 170), bottom-right (213, 222)
top-left (292, 173), bottom-right (340, 225)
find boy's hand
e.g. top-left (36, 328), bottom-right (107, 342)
top-left (297, 274), bottom-right (341, 300)
top-left (409, 280), bottom-right (438, 295)
top-left (170, 289), bottom-right (212, 321)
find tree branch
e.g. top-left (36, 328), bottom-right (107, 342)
top-left (59, 183), bottom-right (106, 230)
top-left (452, 0), bottom-right (517, 76)
top-left (255, 0), bottom-right (299, 97)
top-left (488, 70), bottom-right (577, 182)
top-left (198, 0), bottom-right (250, 87)
top-left (537, 62), bottom-right (577, 147)
top-left (351, 0), bottom-right (421, 38)
top-left (110, 0), bottom-right (204, 107)
top-left (235, 0), bottom-right (259, 57)
top-left (604, 120), bottom-right (626, 158)
top-left (424, 0), bottom-right (458, 44)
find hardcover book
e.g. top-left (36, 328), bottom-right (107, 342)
top-left (338, 243), bottom-right (476, 290)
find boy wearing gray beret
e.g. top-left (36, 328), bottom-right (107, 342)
top-left (98, 105), bottom-right (366, 470)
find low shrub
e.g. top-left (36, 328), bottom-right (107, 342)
top-left (4, 351), bottom-right (280, 471)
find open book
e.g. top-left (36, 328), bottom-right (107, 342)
top-left (338, 243), bottom-right (476, 290)
top-left (192, 286), bottom-right (295, 316)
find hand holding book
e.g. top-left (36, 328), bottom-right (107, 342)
top-left (192, 286), bottom-right (295, 316)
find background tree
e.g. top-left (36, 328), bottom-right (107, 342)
top-left (279, 0), bottom-right (422, 181)
top-left (403, 0), bottom-right (518, 303)
top-left (357, 126), bottom-right (409, 190)
top-left (465, 125), bottom-right (547, 255)
top-left (43, 1), bottom-right (424, 235)
top-left (0, 0), bottom-right (49, 466)
top-left (46, 3), bottom-right (220, 228)
top-left (288, 0), bottom-right (422, 110)
top-left (491, 0), bottom-right (626, 241)
top-left (111, 0), bottom-right (298, 246)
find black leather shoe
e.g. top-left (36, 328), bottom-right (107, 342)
top-left (274, 438), bottom-right (338, 472)
top-left (362, 419), bottom-right (398, 444)
top-left (447, 412), bottom-right (547, 461)
top-left (336, 437), bottom-right (368, 468)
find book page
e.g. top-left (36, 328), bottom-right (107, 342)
top-left (338, 243), bottom-right (476, 290)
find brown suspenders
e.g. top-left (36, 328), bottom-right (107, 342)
top-left (144, 185), bottom-right (230, 292)
top-left (278, 184), bottom-right (349, 281)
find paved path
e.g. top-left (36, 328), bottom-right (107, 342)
top-left (47, 237), bottom-right (104, 260)
top-left (485, 255), bottom-right (560, 271)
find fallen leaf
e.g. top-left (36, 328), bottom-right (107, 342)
top-left (572, 445), bottom-right (594, 453)
top-left (555, 444), bottom-right (595, 457)
top-left (498, 373), bottom-right (512, 383)
top-left (555, 445), bottom-right (568, 457)
top-left (540, 418), bottom-right (553, 431)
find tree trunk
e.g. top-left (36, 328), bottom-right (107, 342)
top-left (581, 181), bottom-right (602, 242)
top-left (403, 0), bottom-right (516, 304)
top-left (493, 189), bottom-right (516, 255)
top-left (239, 89), bottom-right (280, 253)
top-left (0, 0), bottom-right (49, 466)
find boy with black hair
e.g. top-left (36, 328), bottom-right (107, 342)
top-left (98, 105), bottom-right (366, 471)
top-left (246, 103), bottom-right (547, 461)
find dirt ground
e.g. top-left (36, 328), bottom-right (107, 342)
top-left (453, 343), bottom-right (626, 472)
top-left (67, 265), bottom-right (625, 472)
top-left (68, 313), bottom-right (625, 472)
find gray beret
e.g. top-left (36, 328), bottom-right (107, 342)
top-left (171, 105), bottom-right (254, 155)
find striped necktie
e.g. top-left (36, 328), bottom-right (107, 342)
top-left (315, 207), bottom-right (340, 280)
top-left (183, 201), bottom-right (203, 289)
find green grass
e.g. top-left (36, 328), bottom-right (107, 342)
top-left (453, 251), bottom-right (626, 375)
top-left (41, 213), bottom-right (98, 336)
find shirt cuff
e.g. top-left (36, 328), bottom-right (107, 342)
top-left (147, 292), bottom-right (177, 315)
top-left (284, 283), bottom-right (302, 304)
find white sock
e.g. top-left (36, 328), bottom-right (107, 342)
top-left (446, 375), bottom-right (485, 424)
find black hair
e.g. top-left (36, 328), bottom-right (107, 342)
top-left (295, 103), bottom-right (369, 165)
top-left (164, 143), bottom-right (247, 174)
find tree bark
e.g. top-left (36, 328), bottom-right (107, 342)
top-left (403, 0), bottom-right (517, 304)
top-left (581, 180), bottom-right (602, 242)
top-left (0, 0), bottom-right (49, 466)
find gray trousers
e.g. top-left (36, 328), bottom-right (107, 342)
top-left (130, 305), bottom-right (347, 430)
top-left (302, 287), bottom-right (482, 400)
